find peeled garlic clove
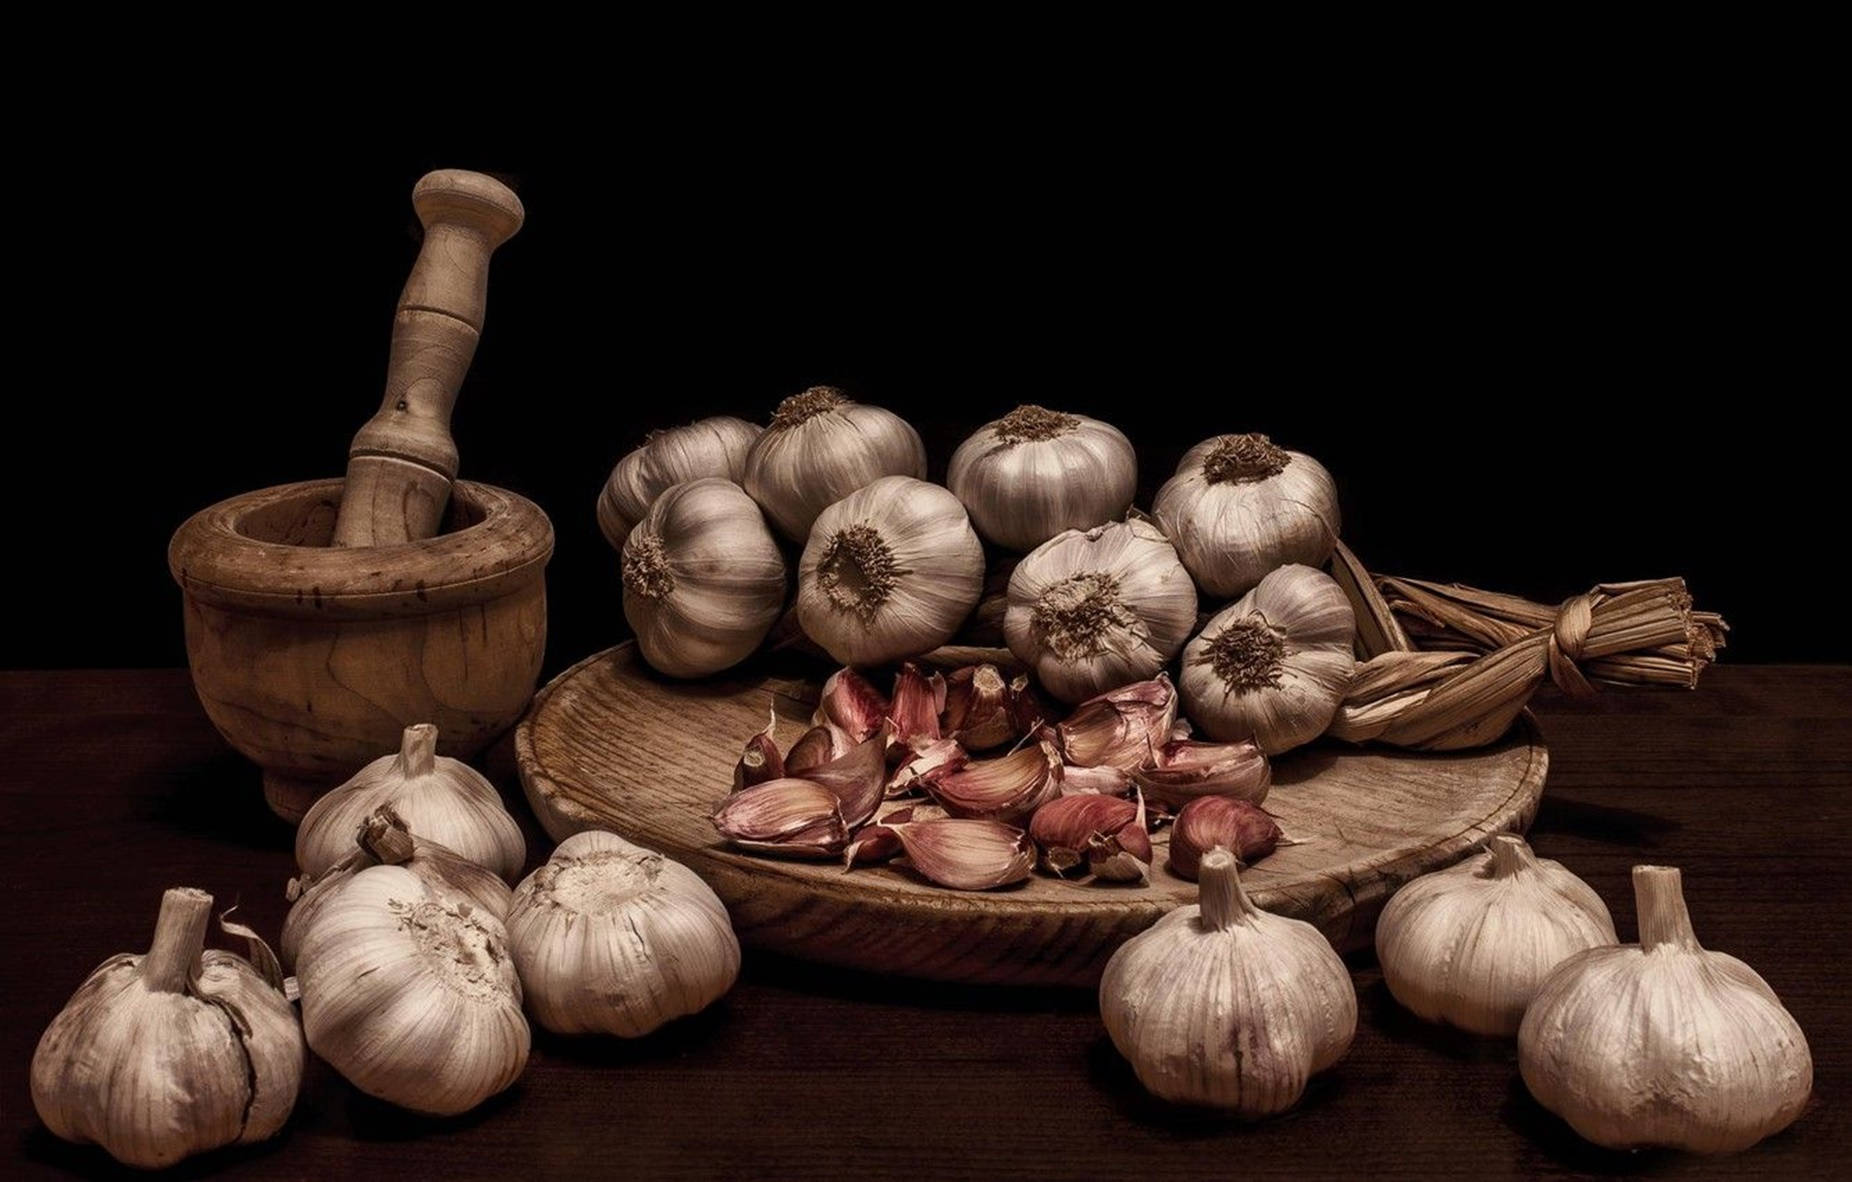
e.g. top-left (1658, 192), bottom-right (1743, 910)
top-left (1518, 865), bottom-right (1812, 1153)
top-left (1028, 793), bottom-right (1151, 882)
top-left (1167, 796), bottom-right (1282, 879)
top-left (815, 666), bottom-right (890, 742)
top-left (942, 664), bottom-right (1020, 750)
top-left (1059, 764), bottom-right (1135, 797)
top-left (30, 889), bottom-right (304, 1169)
top-left (1376, 834), bottom-right (1615, 1037)
top-left (889, 661), bottom-right (946, 746)
top-left (1131, 739), bottom-right (1272, 808)
top-left (296, 865), bottom-right (528, 1115)
top-left (1153, 433), bottom-right (1341, 599)
top-left (786, 723), bottom-right (854, 775)
top-left (880, 818), bottom-right (1035, 890)
top-left (508, 831), bottom-right (740, 1037)
top-left (732, 711), bottom-right (786, 792)
top-left (800, 729), bottom-right (890, 829)
top-left (1054, 674), bottom-right (1178, 771)
top-left (946, 405), bottom-right (1138, 552)
top-left (743, 386), bottom-right (928, 542)
top-left (711, 778), bottom-right (850, 858)
top-left (923, 738), bottom-right (1063, 823)
top-left (297, 723), bottom-right (525, 883)
top-left (1100, 849), bottom-right (1357, 1115)
top-left (887, 737), bottom-right (969, 798)
top-left (597, 416), bottom-right (762, 552)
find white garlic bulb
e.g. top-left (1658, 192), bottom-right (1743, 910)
top-left (1376, 834), bottom-right (1616, 1036)
top-left (1100, 849), bottom-right (1356, 1115)
top-left (796, 476), bottom-right (984, 667)
top-left (297, 724), bottom-right (525, 882)
top-left (597, 416), bottom-right (762, 551)
top-left (743, 386), bottom-right (928, 541)
top-left (506, 831), bottom-right (740, 1036)
top-left (296, 864), bottom-right (530, 1115)
top-left (1004, 519), bottom-right (1197, 704)
top-left (946, 405), bottom-right (1136, 552)
top-left (1153, 433), bottom-right (1341, 598)
top-left (31, 888), bottom-right (303, 1169)
top-left (623, 477), bottom-right (788, 678)
top-left (1180, 563), bottom-right (1356, 754)
top-left (1519, 865), bottom-right (1812, 1154)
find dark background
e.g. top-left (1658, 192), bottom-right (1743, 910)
top-left (7, 103), bottom-right (1838, 672)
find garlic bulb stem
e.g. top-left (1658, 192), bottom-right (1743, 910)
top-left (398, 723), bottom-right (437, 778)
top-left (1635, 865), bottom-right (1699, 951)
top-left (142, 888), bottom-right (212, 993)
top-left (1488, 832), bottom-right (1536, 877)
top-left (1196, 849), bottom-right (1255, 931)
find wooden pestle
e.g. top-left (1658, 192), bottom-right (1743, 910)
top-left (332, 170), bottom-right (525, 547)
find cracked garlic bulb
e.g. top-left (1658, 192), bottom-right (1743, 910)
top-left (596, 416), bottom-right (762, 551)
top-left (947, 405), bottom-right (1137, 552)
top-left (1005, 519), bottom-right (1197, 704)
top-left (796, 476), bottom-right (984, 667)
top-left (1376, 834), bottom-right (1616, 1036)
top-left (1519, 865), bottom-right (1812, 1154)
top-left (1180, 563), bottom-right (1356, 754)
top-left (743, 386), bottom-right (927, 541)
top-left (1154, 433), bottom-right (1340, 598)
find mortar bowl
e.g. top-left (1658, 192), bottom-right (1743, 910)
top-left (169, 478), bottom-right (552, 822)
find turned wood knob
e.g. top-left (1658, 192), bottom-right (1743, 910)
top-left (332, 170), bottom-right (525, 547)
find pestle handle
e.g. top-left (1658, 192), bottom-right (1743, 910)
top-left (331, 170), bottom-right (525, 547)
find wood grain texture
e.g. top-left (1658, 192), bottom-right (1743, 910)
top-left (518, 643), bottom-right (1547, 986)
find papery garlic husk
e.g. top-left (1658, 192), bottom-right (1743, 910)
top-left (1153, 433), bottom-right (1341, 598)
top-left (1180, 564), bottom-right (1356, 755)
top-left (1518, 865), bottom-right (1813, 1153)
top-left (743, 386), bottom-right (928, 541)
top-left (623, 477), bottom-right (788, 678)
top-left (1376, 834), bottom-right (1615, 1037)
top-left (1028, 793), bottom-right (1151, 882)
top-left (942, 664), bottom-right (1020, 750)
top-left (732, 711), bottom-right (785, 792)
top-left (1131, 739), bottom-right (1272, 809)
top-left (507, 831), bottom-right (740, 1037)
top-left (875, 818), bottom-right (1035, 890)
top-left (889, 661), bottom-right (946, 746)
top-left (815, 666), bottom-right (890, 742)
top-left (1059, 764), bottom-right (1135, 797)
top-left (282, 804), bottom-right (514, 973)
top-left (31, 889), bottom-right (303, 1169)
top-left (797, 476), bottom-right (985, 667)
top-left (711, 778), bottom-right (849, 858)
top-left (1100, 850), bottom-right (1356, 1115)
top-left (888, 737), bottom-right (969, 798)
top-left (297, 723), bottom-right (525, 883)
top-left (1005, 520), bottom-right (1197, 704)
top-left (1167, 796), bottom-right (1282, 880)
top-left (923, 738), bottom-right (1063, 823)
top-left (946, 405), bottom-right (1138, 552)
top-left (597, 416), bottom-right (762, 551)
top-left (1054, 675), bottom-right (1178, 772)
top-left (296, 865), bottom-right (528, 1115)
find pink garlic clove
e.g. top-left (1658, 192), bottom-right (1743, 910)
top-left (1054, 674), bottom-right (1178, 771)
top-left (942, 664), bottom-right (1019, 750)
top-left (889, 662), bottom-right (947, 747)
top-left (815, 666), bottom-right (890, 743)
top-left (786, 723), bottom-right (855, 775)
top-left (712, 778), bottom-right (850, 858)
top-left (732, 709), bottom-right (786, 793)
top-left (880, 819), bottom-right (1035, 890)
top-left (923, 739), bottom-right (1064, 823)
top-left (1131, 738), bottom-right (1272, 808)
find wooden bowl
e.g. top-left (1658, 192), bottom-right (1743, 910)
top-left (170, 478), bottom-right (552, 821)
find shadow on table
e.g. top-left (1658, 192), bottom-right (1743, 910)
top-left (1529, 796), bottom-right (1681, 848)
top-left (20, 1121), bottom-right (295, 1179)
top-left (743, 948), bottom-right (1097, 1014)
top-left (150, 747), bottom-right (296, 853)
top-left (1497, 1075), bottom-right (1676, 1174)
top-left (531, 1001), bottom-right (734, 1067)
top-left (1083, 1033), bottom-right (1346, 1134)
top-left (1358, 977), bottom-right (1516, 1064)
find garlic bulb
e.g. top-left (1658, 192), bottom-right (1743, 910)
top-left (1180, 563), bottom-right (1356, 754)
top-left (947, 405), bottom-right (1137, 551)
top-left (1376, 835), bottom-right (1616, 1036)
top-left (1100, 849), bottom-right (1355, 1115)
top-left (1005, 519), bottom-right (1198, 704)
top-left (31, 888), bottom-right (302, 1169)
top-left (597, 416), bottom-right (762, 551)
top-left (507, 831), bottom-right (740, 1036)
top-left (624, 477), bottom-right (788, 677)
top-left (743, 386), bottom-right (927, 541)
top-left (297, 723), bottom-right (525, 882)
top-left (296, 864), bottom-right (529, 1115)
top-left (1519, 865), bottom-right (1812, 1153)
top-left (1153, 433), bottom-right (1341, 598)
top-left (796, 476), bottom-right (984, 667)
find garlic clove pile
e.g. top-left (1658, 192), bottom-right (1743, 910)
top-left (31, 888), bottom-right (304, 1169)
top-left (744, 386), bottom-right (928, 541)
top-left (597, 415), bottom-right (762, 552)
top-left (1375, 834), bottom-right (1615, 1037)
top-left (946, 405), bottom-right (1137, 552)
top-left (507, 831), bottom-right (740, 1037)
top-left (1153, 432), bottom-right (1340, 598)
top-left (1518, 865), bottom-right (1813, 1153)
top-left (297, 723), bottom-right (525, 883)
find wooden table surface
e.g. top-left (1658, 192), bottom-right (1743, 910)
top-left (3, 666), bottom-right (1845, 1180)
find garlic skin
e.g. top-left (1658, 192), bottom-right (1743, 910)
top-left (624, 477), bottom-right (788, 678)
top-left (1376, 835), bottom-right (1616, 1036)
top-left (1101, 849), bottom-right (1355, 1115)
top-left (297, 723), bottom-right (525, 883)
top-left (1519, 865), bottom-right (1812, 1154)
top-left (1153, 433), bottom-right (1341, 598)
top-left (744, 386), bottom-right (928, 541)
top-left (597, 416), bottom-right (762, 551)
top-left (507, 831), bottom-right (740, 1037)
top-left (947, 405), bottom-right (1137, 552)
top-left (31, 889), bottom-right (303, 1169)
top-left (796, 476), bottom-right (984, 667)
top-left (1005, 520), bottom-right (1198, 704)
top-left (1180, 564), bottom-right (1356, 754)
top-left (296, 864), bottom-right (529, 1116)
